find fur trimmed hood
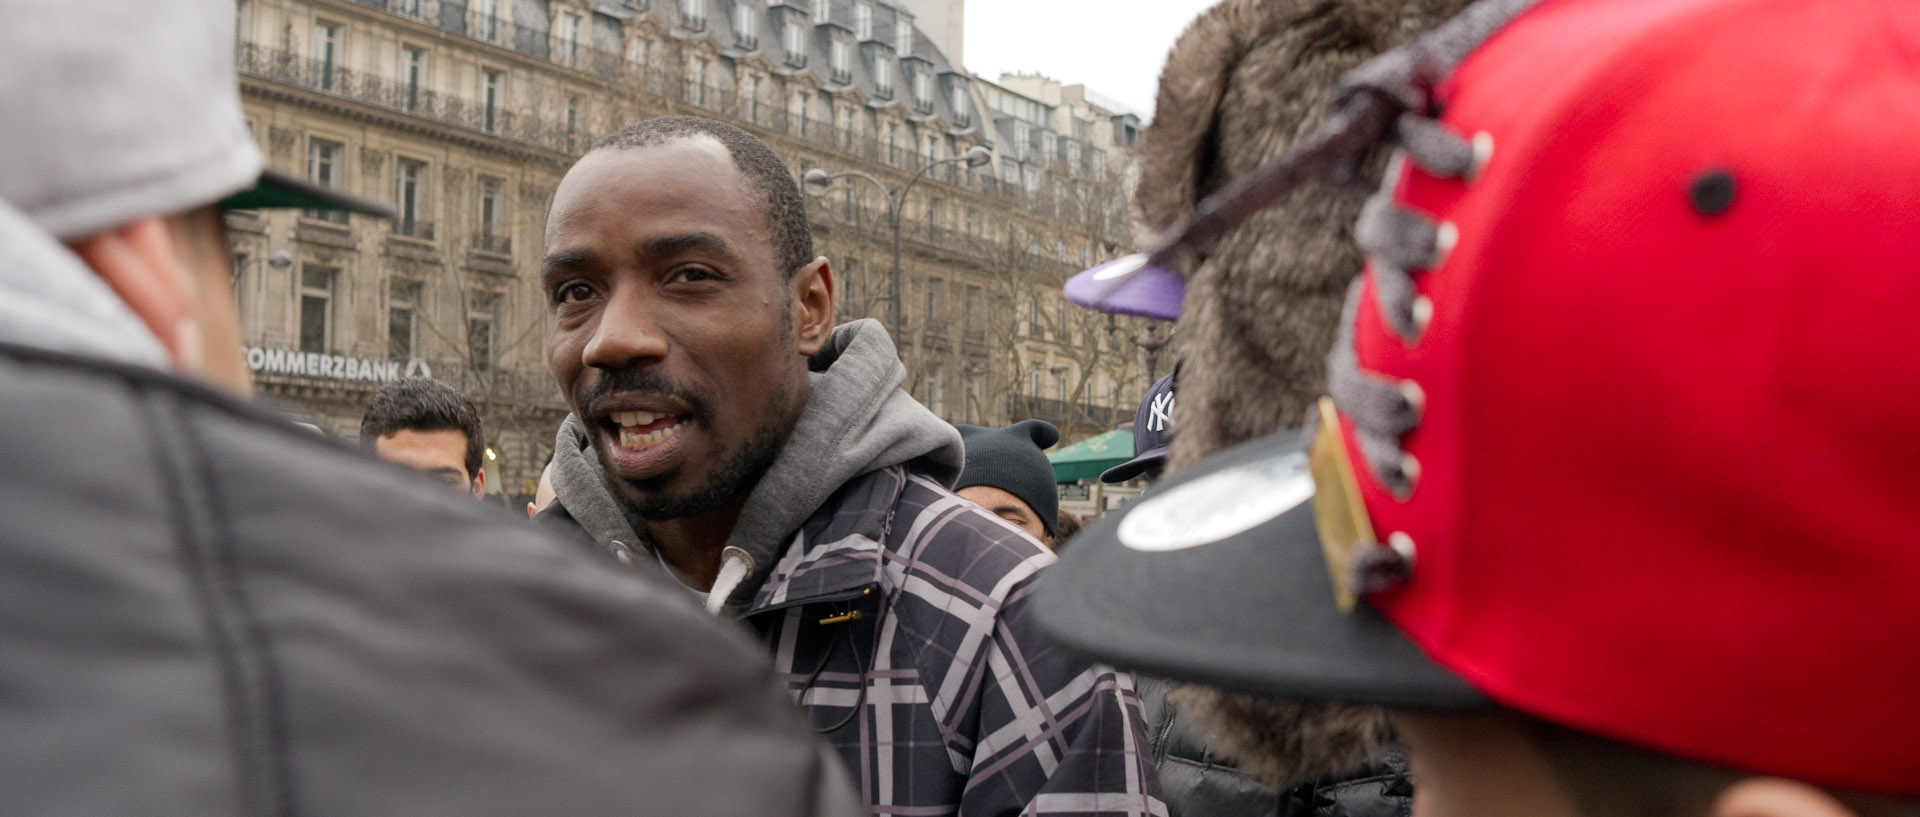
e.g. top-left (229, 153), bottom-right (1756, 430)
top-left (1133, 0), bottom-right (1473, 792)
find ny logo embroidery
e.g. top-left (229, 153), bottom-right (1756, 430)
top-left (1148, 391), bottom-right (1175, 432)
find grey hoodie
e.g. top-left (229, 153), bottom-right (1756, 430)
top-left (549, 318), bottom-right (964, 613)
top-left (0, 196), bottom-right (168, 367)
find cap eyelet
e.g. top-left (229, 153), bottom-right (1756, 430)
top-left (1392, 454), bottom-right (1422, 500)
top-left (1398, 380), bottom-right (1426, 420)
top-left (1469, 131), bottom-right (1495, 179)
top-left (1433, 221), bottom-right (1459, 266)
top-left (1410, 295), bottom-right (1435, 336)
top-left (1387, 531), bottom-right (1417, 566)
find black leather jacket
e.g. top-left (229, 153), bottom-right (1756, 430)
top-left (0, 343), bottom-right (858, 817)
top-left (1140, 679), bottom-right (1414, 817)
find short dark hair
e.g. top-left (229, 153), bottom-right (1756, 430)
top-left (593, 115), bottom-right (815, 278)
top-left (360, 378), bottom-right (486, 479)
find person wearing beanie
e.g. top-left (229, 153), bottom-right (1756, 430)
top-left (954, 419), bottom-right (1062, 546)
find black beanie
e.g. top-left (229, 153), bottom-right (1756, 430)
top-left (953, 420), bottom-right (1061, 537)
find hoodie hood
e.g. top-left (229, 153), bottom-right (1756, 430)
top-left (0, 196), bottom-right (168, 367)
top-left (551, 318), bottom-right (964, 612)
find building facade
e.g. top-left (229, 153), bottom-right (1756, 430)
top-left (230, 0), bottom-right (1152, 506)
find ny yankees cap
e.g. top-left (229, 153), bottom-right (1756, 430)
top-left (1041, 0), bottom-right (1920, 796)
top-left (1101, 373), bottom-right (1177, 483)
top-left (0, 0), bottom-right (388, 241)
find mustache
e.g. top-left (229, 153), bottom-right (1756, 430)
top-left (578, 367), bottom-right (712, 422)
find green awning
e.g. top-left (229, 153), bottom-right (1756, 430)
top-left (1047, 428), bottom-right (1135, 483)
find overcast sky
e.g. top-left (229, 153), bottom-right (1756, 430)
top-left (960, 0), bottom-right (1223, 119)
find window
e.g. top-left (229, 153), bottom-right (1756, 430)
top-left (927, 197), bottom-right (942, 231)
top-left (298, 266), bottom-right (335, 353)
top-left (926, 363), bottom-right (945, 417)
top-left (395, 158), bottom-right (427, 236)
top-left (565, 95), bottom-right (581, 150)
top-left (403, 46), bottom-right (427, 109)
top-left (680, 0), bottom-right (706, 27)
top-left (231, 252), bottom-right (249, 308)
top-left (964, 285), bottom-right (981, 331)
top-left (236, 0), bottom-right (251, 43)
top-left (812, 0), bottom-right (829, 25)
top-left (873, 56), bottom-right (891, 95)
top-left (1026, 293), bottom-right (1041, 335)
top-left (482, 69), bottom-right (504, 133)
top-left (783, 20), bottom-right (804, 61)
top-left (894, 16), bottom-right (910, 53)
top-left (913, 69), bottom-right (931, 107)
top-left (559, 11), bottom-right (585, 66)
top-left (313, 22), bottom-right (341, 90)
top-left (967, 377), bottom-right (982, 423)
top-left (468, 292), bottom-right (498, 371)
top-left (474, 0), bottom-right (502, 42)
top-left (396, 0), bottom-right (428, 20)
top-left (792, 89), bottom-right (809, 129)
top-left (733, 1), bottom-right (755, 43)
top-left (854, 1), bottom-right (871, 39)
top-left (476, 173), bottom-right (506, 247)
top-left (1056, 240), bottom-right (1068, 263)
top-left (1012, 121), bottom-right (1030, 160)
top-left (690, 57), bottom-right (709, 106)
top-left (1028, 367), bottom-right (1041, 397)
top-left (965, 209), bottom-right (979, 236)
top-left (926, 277), bottom-right (941, 319)
top-left (389, 279), bottom-right (419, 360)
top-left (948, 77), bottom-right (969, 119)
top-left (1055, 368), bottom-right (1068, 401)
top-left (829, 37), bottom-right (849, 74)
top-left (305, 138), bottom-right (345, 223)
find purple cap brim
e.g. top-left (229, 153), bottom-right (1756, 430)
top-left (1063, 254), bottom-right (1185, 321)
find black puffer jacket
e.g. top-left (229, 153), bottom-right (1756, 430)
top-left (0, 342), bottom-right (859, 817)
top-left (1140, 679), bottom-right (1413, 817)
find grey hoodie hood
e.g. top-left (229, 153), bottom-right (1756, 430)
top-left (0, 196), bottom-right (168, 366)
top-left (551, 318), bottom-right (964, 613)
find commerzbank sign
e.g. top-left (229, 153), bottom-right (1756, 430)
top-left (245, 346), bottom-right (432, 383)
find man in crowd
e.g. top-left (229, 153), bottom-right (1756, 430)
top-left (361, 377), bottom-right (489, 497)
top-left (954, 419), bottom-right (1061, 547)
top-left (537, 114), bottom-right (1162, 816)
top-left (1045, 1), bottom-right (1920, 816)
top-left (0, 2), bottom-right (857, 814)
top-left (1100, 372), bottom-right (1175, 486)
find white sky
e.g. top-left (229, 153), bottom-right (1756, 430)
top-left (961, 0), bottom-right (1223, 119)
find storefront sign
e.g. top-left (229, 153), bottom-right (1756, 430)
top-left (245, 346), bottom-right (431, 383)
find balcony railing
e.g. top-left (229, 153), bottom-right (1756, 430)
top-left (473, 233), bottom-right (513, 254)
top-left (238, 4), bottom-right (1123, 227)
top-left (392, 218), bottom-right (435, 240)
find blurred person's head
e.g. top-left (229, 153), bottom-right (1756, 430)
top-left (542, 116), bottom-right (833, 524)
top-left (528, 461), bottom-right (557, 518)
top-left (1043, 0), bottom-right (1920, 810)
top-left (1100, 372), bottom-right (1176, 485)
top-left (953, 420), bottom-right (1061, 545)
top-left (361, 379), bottom-right (488, 497)
top-left (0, 1), bottom-right (386, 393)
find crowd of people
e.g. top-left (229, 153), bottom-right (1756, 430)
top-left (2, 0), bottom-right (1917, 815)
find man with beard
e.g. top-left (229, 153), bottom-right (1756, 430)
top-left (536, 115), bottom-right (1161, 817)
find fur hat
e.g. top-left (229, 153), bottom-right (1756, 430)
top-left (1132, 0), bottom-right (1473, 791)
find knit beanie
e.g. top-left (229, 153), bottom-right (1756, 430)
top-left (954, 420), bottom-right (1061, 537)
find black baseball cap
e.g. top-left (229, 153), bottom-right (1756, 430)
top-left (1101, 372), bottom-right (1176, 483)
top-left (1036, 426), bottom-right (1485, 708)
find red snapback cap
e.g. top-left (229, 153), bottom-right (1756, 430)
top-left (1344, 0), bottom-right (1920, 794)
top-left (1039, 0), bottom-right (1920, 798)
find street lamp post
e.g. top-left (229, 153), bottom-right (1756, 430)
top-left (802, 145), bottom-right (993, 342)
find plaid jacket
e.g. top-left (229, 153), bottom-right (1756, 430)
top-left (746, 464), bottom-right (1166, 817)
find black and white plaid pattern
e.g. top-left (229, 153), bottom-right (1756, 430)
top-left (747, 466), bottom-right (1167, 817)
